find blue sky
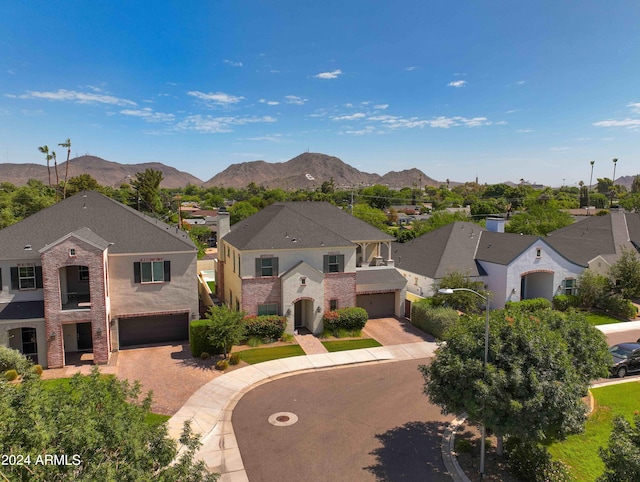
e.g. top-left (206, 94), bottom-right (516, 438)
top-left (1, 1), bottom-right (639, 186)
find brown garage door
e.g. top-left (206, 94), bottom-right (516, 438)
top-left (119, 313), bottom-right (189, 347)
top-left (357, 292), bottom-right (396, 318)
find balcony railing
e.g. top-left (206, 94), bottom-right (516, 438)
top-left (61, 292), bottom-right (91, 311)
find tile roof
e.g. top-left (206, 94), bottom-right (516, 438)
top-left (0, 191), bottom-right (195, 259)
top-left (223, 202), bottom-right (393, 251)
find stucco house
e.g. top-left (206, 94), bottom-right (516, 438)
top-left (0, 191), bottom-right (198, 368)
top-left (216, 202), bottom-right (406, 334)
top-left (395, 209), bottom-right (640, 311)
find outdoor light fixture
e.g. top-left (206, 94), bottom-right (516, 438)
top-left (286, 308), bottom-right (291, 316)
top-left (316, 306), bottom-right (321, 313)
top-left (438, 287), bottom-right (490, 479)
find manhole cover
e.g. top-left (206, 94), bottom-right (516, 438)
top-left (268, 412), bottom-right (298, 427)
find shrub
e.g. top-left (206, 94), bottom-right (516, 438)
top-left (505, 298), bottom-right (552, 313)
top-left (0, 346), bottom-right (33, 376)
top-left (247, 337), bottom-right (263, 347)
top-left (243, 315), bottom-right (287, 340)
top-left (32, 364), bottom-right (43, 376)
top-left (322, 307), bottom-right (368, 335)
top-left (200, 352), bottom-right (210, 360)
top-left (228, 353), bottom-right (240, 365)
top-left (215, 360), bottom-right (228, 371)
top-left (506, 438), bottom-right (574, 482)
top-left (190, 319), bottom-right (217, 357)
top-left (553, 294), bottom-right (580, 311)
top-left (454, 438), bottom-right (473, 454)
top-left (411, 301), bottom-right (460, 339)
top-left (598, 295), bottom-right (637, 319)
top-left (4, 369), bottom-right (19, 381)
top-left (280, 333), bottom-right (294, 343)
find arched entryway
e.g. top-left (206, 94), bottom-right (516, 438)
top-left (520, 270), bottom-right (555, 301)
top-left (293, 298), bottom-right (314, 331)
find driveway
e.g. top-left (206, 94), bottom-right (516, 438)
top-left (116, 342), bottom-right (221, 415)
top-left (232, 358), bottom-right (452, 482)
top-left (364, 317), bottom-right (435, 345)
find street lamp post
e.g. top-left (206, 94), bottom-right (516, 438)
top-left (438, 287), bottom-right (490, 479)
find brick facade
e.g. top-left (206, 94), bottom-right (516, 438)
top-left (323, 272), bottom-right (357, 311)
top-left (241, 277), bottom-right (282, 315)
top-left (40, 237), bottom-right (110, 368)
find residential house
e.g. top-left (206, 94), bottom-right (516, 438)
top-left (217, 202), bottom-right (406, 334)
top-left (0, 191), bottom-right (198, 368)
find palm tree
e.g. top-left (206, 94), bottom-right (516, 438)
top-left (59, 138), bottom-right (71, 199)
top-left (38, 145), bottom-right (52, 189)
top-left (52, 151), bottom-right (60, 202)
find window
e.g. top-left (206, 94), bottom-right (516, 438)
top-left (19, 266), bottom-right (36, 290)
top-left (324, 254), bottom-right (344, 273)
top-left (133, 261), bottom-right (171, 284)
top-left (78, 266), bottom-right (89, 281)
top-left (256, 257), bottom-right (278, 277)
top-left (69, 249), bottom-right (76, 257)
top-left (300, 277), bottom-right (306, 286)
top-left (564, 278), bottom-right (575, 295)
top-left (536, 248), bottom-right (542, 258)
top-left (258, 303), bottom-right (278, 316)
top-left (329, 299), bottom-right (338, 311)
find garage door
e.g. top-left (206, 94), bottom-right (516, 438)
top-left (357, 293), bottom-right (396, 318)
top-left (119, 313), bottom-right (189, 347)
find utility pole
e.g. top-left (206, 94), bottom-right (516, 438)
top-left (588, 161), bottom-right (595, 215)
top-left (611, 158), bottom-right (618, 207)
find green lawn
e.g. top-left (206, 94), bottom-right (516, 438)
top-left (206, 281), bottom-right (216, 292)
top-left (321, 339), bottom-right (382, 352)
top-left (586, 312), bottom-right (624, 325)
top-left (236, 345), bottom-right (305, 364)
top-left (548, 382), bottom-right (640, 481)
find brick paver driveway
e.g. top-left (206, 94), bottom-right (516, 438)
top-left (116, 342), bottom-right (221, 415)
top-left (364, 317), bottom-right (435, 345)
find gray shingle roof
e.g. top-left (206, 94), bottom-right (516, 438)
top-left (356, 268), bottom-right (407, 290)
top-left (0, 191), bottom-right (195, 259)
top-left (474, 231), bottom-right (539, 265)
top-left (393, 222), bottom-right (487, 278)
top-left (223, 202), bottom-right (393, 251)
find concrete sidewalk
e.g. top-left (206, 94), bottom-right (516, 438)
top-left (596, 319), bottom-right (640, 334)
top-left (167, 341), bottom-right (438, 481)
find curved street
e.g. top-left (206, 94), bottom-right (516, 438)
top-left (232, 358), bottom-right (453, 482)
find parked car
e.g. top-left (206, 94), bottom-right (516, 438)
top-left (609, 342), bottom-right (640, 378)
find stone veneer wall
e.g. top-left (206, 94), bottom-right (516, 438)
top-left (241, 277), bottom-right (282, 315)
top-left (40, 238), bottom-right (109, 368)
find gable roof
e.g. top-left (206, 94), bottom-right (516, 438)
top-left (474, 231), bottom-right (539, 265)
top-left (0, 191), bottom-right (195, 259)
top-left (392, 222), bottom-right (487, 278)
top-left (223, 202), bottom-right (393, 251)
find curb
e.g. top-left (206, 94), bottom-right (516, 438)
top-left (441, 413), bottom-right (472, 482)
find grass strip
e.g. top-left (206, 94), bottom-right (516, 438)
top-left (236, 345), bottom-right (305, 364)
top-left (321, 339), bottom-right (382, 352)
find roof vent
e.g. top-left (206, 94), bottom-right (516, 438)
top-left (24, 244), bottom-right (32, 250)
top-left (82, 203), bottom-right (87, 209)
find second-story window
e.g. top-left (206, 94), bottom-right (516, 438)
top-left (19, 266), bottom-right (36, 289)
top-left (134, 260), bottom-right (171, 284)
top-left (324, 254), bottom-right (345, 273)
top-left (256, 257), bottom-right (278, 277)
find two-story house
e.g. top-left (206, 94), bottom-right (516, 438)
top-left (217, 202), bottom-right (406, 334)
top-left (0, 191), bottom-right (198, 368)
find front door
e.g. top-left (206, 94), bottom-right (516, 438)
top-left (76, 323), bottom-right (93, 351)
top-left (294, 301), bottom-right (303, 329)
top-left (21, 327), bottom-right (38, 364)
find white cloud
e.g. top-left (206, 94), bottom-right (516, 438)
top-left (405, 66), bottom-right (416, 71)
top-left (241, 134), bottom-right (284, 142)
top-left (517, 128), bottom-right (533, 133)
top-left (366, 114), bottom-right (491, 130)
top-left (549, 146), bottom-right (570, 152)
top-left (428, 117), bottom-right (456, 128)
top-left (18, 89), bottom-right (137, 106)
top-left (223, 59), bottom-right (243, 67)
top-left (284, 95), bottom-right (307, 105)
top-left (176, 114), bottom-right (276, 133)
top-left (374, 104), bottom-right (389, 110)
top-left (593, 119), bottom-right (640, 128)
top-left (270, 69), bottom-right (280, 74)
top-left (120, 107), bottom-right (175, 123)
top-left (627, 102), bottom-right (640, 113)
top-left (187, 91), bottom-right (244, 105)
top-left (342, 126), bottom-right (376, 135)
top-left (505, 109), bottom-right (519, 114)
top-left (314, 69), bottom-right (342, 79)
top-left (344, 103), bottom-right (354, 108)
top-left (447, 80), bottom-right (467, 88)
top-left (259, 99), bottom-right (280, 106)
top-left (495, 121), bottom-right (508, 125)
top-left (331, 113), bottom-right (366, 121)
top-left (516, 80), bottom-right (526, 85)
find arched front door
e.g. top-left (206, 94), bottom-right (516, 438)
top-left (520, 271), bottom-right (554, 301)
top-left (294, 299), bottom-right (313, 330)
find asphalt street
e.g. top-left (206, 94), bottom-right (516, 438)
top-left (232, 358), bottom-right (453, 482)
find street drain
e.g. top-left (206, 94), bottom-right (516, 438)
top-left (268, 412), bottom-right (298, 427)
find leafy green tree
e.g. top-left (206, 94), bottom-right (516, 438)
top-left (0, 366), bottom-right (218, 481)
top-left (131, 168), bottom-right (164, 213)
top-left (505, 203), bottom-right (573, 235)
top-left (576, 269), bottom-right (611, 309)
top-left (65, 173), bottom-right (100, 196)
top-left (431, 270), bottom-right (487, 314)
top-left (598, 414), bottom-right (640, 482)
top-left (412, 210), bottom-right (472, 237)
top-left (609, 246), bottom-right (640, 299)
top-left (229, 201), bottom-right (258, 225)
top-left (619, 193), bottom-right (640, 213)
top-left (361, 184), bottom-right (395, 210)
top-left (632, 175), bottom-right (640, 194)
top-left (352, 203), bottom-right (388, 231)
top-left (597, 178), bottom-right (614, 195)
top-left (421, 309), bottom-right (607, 452)
top-left (470, 199), bottom-right (503, 218)
top-left (205, 305), bottom-right (246, 358)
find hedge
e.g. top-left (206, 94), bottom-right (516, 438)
top-left (598, 295), bottom-right (638, 319)
top-left (505, 298), bottom-right (552, 313)
top-left (0, 346), bottom-right (33, 376)
top-left (189, 319), bottom-right (224, 357)
top-left (552, 294), bottom-right (580, 312)
top-left (243, 315), bottom-right (287, 340)
top-left (323, 307), bottom-right (368, 333)
top-left (410, 301), bottom-right (460, 340)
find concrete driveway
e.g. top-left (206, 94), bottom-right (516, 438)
top-left (364, 317), bottom-right (435, 345)
top-left (116, 342), bottom-right (221, 415)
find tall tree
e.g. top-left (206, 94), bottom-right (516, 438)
top-left (130, 168), bottom-right (164, 213)
top-left (205, 305), bottom-right (246, 358)
top-left (505, 203), bottom-right (573, 236)
top-left (59, 138), bottom-right (71, 199)
top-left (598, 414), bottom-right (640, 482)
top-left (38, 145), bottom-right (52, 189)
top-left (51, 150), bottom-right (60, 201)
top-left (609, 246), bottom-right (640, 299)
